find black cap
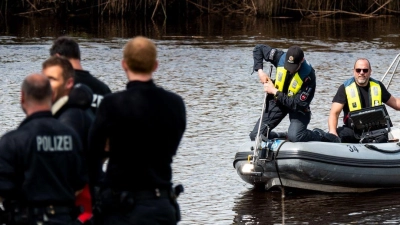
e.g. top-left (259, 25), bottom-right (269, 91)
top-left (284, 46), bottom-right (304, 72)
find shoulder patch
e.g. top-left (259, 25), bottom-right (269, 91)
top-left (300, 91), bottom-right (309, 101)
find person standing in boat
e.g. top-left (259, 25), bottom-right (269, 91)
top-left (50, 36), bottom-right (112, 114)
top-left (88, 36), bottom-right (186, 224)
top-left (328, 58), bottom-right (400, 143)
top-left (250, 45), bottom-right (327, 142)
top-left (0, 73), bottom-right (87, 225)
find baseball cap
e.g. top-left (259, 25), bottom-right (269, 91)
top-left (284, 46), bottom-right (304, 72)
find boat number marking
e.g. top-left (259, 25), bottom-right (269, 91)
top-left (347, 145), bottom-right (359, 153)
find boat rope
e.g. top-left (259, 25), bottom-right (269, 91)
top-left (364, 144), bottom-right (400, 153)
top-left (273, 140), bottom-right (286, 189)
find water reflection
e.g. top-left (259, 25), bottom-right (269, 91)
top-left (233, 188), bottom-right (400, 224)
top-left (3, 15), bottom-right (400, 48)
top-left (233, 189), bottom-right (284, 224)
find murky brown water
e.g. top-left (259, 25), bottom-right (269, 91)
top-left (1, 15), bottom-right (400, 224)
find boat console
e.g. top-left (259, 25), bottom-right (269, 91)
top-left (348, 105), bottom-right (393, 142)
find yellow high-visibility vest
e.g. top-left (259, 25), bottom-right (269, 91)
top-left (275, 67), bottom-right (303, 97)
top-left (344, 78), bottom-right (382, 111)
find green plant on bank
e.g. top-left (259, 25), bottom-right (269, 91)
top-left (0, 0), bottom-right (399, 18)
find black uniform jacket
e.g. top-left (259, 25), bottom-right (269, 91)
top-left (253, 44), bottom-right (316, 112)
top-left (54, 84), bottom-right (95, 153)
top-left (89, 80), bottom-right (186, 192)
top-left (0, 111), bottom-right (87, 205)
top-left (74, 70), bottom-right (112, 114)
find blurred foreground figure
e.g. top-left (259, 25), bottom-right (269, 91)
top-left (88, 36), bottom-right (186, 224)
top-left (0, 73), bottom-right (87, 225)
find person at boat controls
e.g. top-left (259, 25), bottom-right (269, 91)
top-left (0, 73), bottom-right (87, 225)
top-left (328, 58), bottom-right (400, 143)
top-left (250, 44), bottom-right (337, 142)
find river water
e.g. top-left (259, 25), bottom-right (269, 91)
top-left (1, 15), bottom-right (400, 224)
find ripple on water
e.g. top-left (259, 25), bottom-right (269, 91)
top-left (2, 30), bottom-right (400, 225)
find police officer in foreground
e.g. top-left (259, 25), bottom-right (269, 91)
top-left (42, 56), bottom-right (94, 158)
top-left (0, 73), bottom-right (87, 225)
top-left (88, 36), bottom-right (186, 224)
top-left (42, 56), bottom-right (95, 224)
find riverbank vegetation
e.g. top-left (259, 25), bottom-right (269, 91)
top-left (0, 0), bottom-right (399, 19)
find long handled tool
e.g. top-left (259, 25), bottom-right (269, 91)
top-left (253, 65), bottom-right (273, 164)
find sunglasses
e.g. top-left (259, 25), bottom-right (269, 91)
top-left (355, 68), bottom-right (369, 73)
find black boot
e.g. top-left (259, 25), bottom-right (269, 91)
top-left (313, 128), bottom-right (341, 143)
top-left (324, 132), bottom-right (341, 143)
top-left (312, 128), bottom-right (325, 141)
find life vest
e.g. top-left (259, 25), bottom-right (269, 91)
top-left (344, 77), bottom-right (382, 112)
top-left (275, 67), bottom-right (303, 96)
top-left (273, 52), bottom-right (312, 97)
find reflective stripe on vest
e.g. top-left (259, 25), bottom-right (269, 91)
top-left (344, 79), bottom-right (382, 112)
top-left (275, 66), bottom-right (303, 97)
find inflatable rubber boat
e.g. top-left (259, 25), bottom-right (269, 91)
top-left (234, 54), bottom-right (400, 193)
top-left (233, 104), bottom-right (400, 193)
top-left (233, 135), bottom-right (400, 193)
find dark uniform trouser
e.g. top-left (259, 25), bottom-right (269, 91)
top-left (249, 98), bottom-right (321, 142)
top-left (102, 198), bottom-right (177, 225)
top-left (337, 126), bottom-right (359, 143)
top-left (337, 126), bottom-right (388, 143)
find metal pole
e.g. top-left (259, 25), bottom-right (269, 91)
top-left (380, 53), bottom-right (400, 90)
top-left (253, 65), bottom-right (273, 164)
top-left (253, 92), bottom-right (268, 160)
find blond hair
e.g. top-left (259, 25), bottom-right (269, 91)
top-left (123, 36), bottom-right (157, 73)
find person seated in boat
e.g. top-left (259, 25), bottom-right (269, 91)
top-left (250, 44), bottom-right (334, 142)
top-left (328, 58), bottom-right (400, 143)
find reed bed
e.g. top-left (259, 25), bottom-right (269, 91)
top-left (1, 0), bottom-right (399, 18)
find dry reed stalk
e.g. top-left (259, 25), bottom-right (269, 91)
top-left (281, 0), bottom-right (398, 18)
top-left (371, 0), bottom-right (392, 14)
top-left (6, 0), bottom-right (400, 17)
top-left (16, 7), bottom-right (52, 15)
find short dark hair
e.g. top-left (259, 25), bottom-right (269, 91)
top-left (22, 74), bottom-right (52, 102)
top-left (50, 36), bottom-right (81, 60)
top-left (42, 56), bottom-right (75, 81)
